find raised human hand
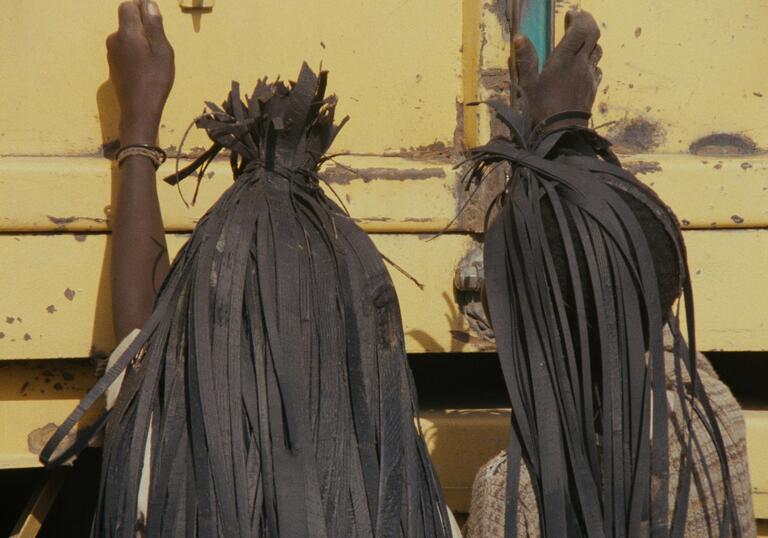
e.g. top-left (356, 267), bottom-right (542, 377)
top-left (512, 10), bottom-right (602, 131)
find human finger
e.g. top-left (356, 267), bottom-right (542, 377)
top-left (513, 35), bottom-right (540, 89)
top-left (140, 0), bottom-right (168, 45)
top-left (558, 10), bottom-right (600, 56)
top-left (117, 1), bottom-right (142, 33)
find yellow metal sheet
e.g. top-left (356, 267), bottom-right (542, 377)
top-left (682, 230), bottom-right (768, 352)
top-left (0, 360), bottom-right (102, 469)
top-left (420, 409), bottom-right (510, 513)
top-left (556, 0), bottom-right (768, 154)
top-left (474, 1), bottom-right (768, 157)
top-left (0, 1), bottom-right (462, 156)
top-left (744, 409), bottom-right (768, 519)
top-left (1, 230), bottom-right (766, 360)
top-left (0, 233), bottom-right (476, 359)
top-left (0, 154), bottom-right (765, 232)
top-left (0, 155), bottom-right (459, 233)
top-left (5, 373), bottom-right (767, 520)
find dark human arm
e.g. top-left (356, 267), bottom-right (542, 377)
top-left (512, 10), bottom-right (603, 131)
top-left (107, 0), bottom-right (175, 341)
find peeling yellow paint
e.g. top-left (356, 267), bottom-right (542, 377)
top-left (1, 230), bottom-right (766, 360)
top-left (0, 360), bottom-right (102, 469)
top-left (557, 0), bottom-right (768, 153)
top-left (0, 154), bottom-right (765, 232)
top-left (1, 1), bottom-right (767, 518)
top-left (0, 233), bottom-right (478, 359)
top-left (0, 156), bottom-right (461, 233)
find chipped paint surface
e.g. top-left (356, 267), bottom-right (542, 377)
top-left (624, 160), bottom-right (662, 175)
top-left (27, 423), bottom-right (60, 455)
top-left (322, 166), bottom-right (447, 184)
top-left (0, 156), bottom-right (460, 233)
top-left (607, 118), bottom-right (666, 154)
top-left (0, 234), bottom-right (480, 358)
top-left (557, 0), bottom-right (768, 153)
top-left (0, 360), bottom-right (102, 468)
top-left (1, 230), bottom-right (766, 359)
top-left (690, 134), bottom-right (758, 156)
top-left (0, 2), bottom-right (767, 508)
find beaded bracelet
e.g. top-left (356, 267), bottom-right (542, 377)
top-left (115, 144), bottom-right (167, 170)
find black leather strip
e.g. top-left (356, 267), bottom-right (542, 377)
top-left (470, 103), bottom-right (739, 537)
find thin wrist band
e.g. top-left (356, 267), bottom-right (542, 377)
top-left (116, 144), bottom-right (167, 170)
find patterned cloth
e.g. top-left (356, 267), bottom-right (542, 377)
top-left (465, 338), bottom-right (756, 537)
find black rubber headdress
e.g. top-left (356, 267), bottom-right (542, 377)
top-left (466, 101), bottom-right (740, 537)
top-left (41, 64), bottom-right (451, 537)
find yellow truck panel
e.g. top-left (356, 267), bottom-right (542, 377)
top-left (0, 153), bottom-right (766, 232)
top-left (0, 0), bottom-right (462, 157)
top-left (0, 230), bottom-right (766, 359)
top-left (1, 0), bottom-right (767, 525)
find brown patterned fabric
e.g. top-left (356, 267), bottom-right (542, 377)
top-left (465, 344), bottom-right (756, 537)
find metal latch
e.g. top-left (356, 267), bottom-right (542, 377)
top-left (454, 244), bottom-right (494, 341)
top-left (179, 0), bottom-right (214, 10)
top-left (454, 246), bottom-right (484, 292)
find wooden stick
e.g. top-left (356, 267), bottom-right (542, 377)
top-left (10, 470), bottom-right (67, 538)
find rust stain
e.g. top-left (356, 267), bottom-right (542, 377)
top-left (23, 333), bottom-right (32, 341)
top-left (390, 141), bottom-right (453, 161)
top-left (0, 332), bottom-right (4, 339)
top-left (47, 215), bottom-right (106, 226)
top-left (100, 139), bottom-right (120, 159)
top-left (64, 288), bottom-right (76, 301)
top-left (454, 99), bottom-right (466, 154)
top-left (449, 330), bottom-right (495, 352)
top-left (607, 118), bottom-right (666, 153)
top-left (163, 145), bottom-right (218, 159)
top-left (322, 166), bottom-right (446, 185)
top-left (634, 27), bottom-right (642, 38)
top-left (689, 133), bottom-right (758, 156)
top-left (485, 0), bottom-right (512, 39)
top-left (27, 422), bottom-right (80, 460)
top-left (5, 316), bottom-right (14, 324)
top-left (479, 67), bottom-right (511, 93)
top-left (27, 423), bottom-right (59, 454)
top-left (356, 217), bottom-right (393, 223)
top-left (741, 162), bottom-right (753, 170)
top-left (624, 160), bottom-right (662, 175)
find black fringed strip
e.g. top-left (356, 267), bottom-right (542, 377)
top-left (467, 101), bottom-right (740, 537)
top-left (41, 63), bottom-right (451, 537)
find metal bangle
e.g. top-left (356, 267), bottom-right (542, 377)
top-left (116, 144), bottom-right (167, 170)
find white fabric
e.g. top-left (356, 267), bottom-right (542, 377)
top-left (104, 329), bottom-right (150, 535)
